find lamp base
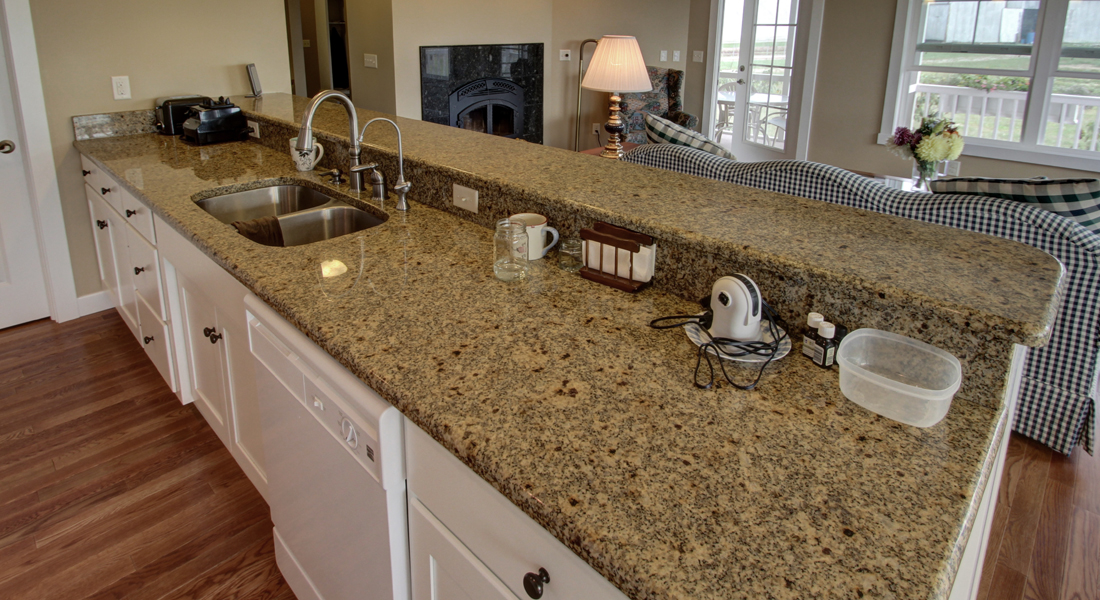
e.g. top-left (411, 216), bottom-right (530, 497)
top-left (600, 93), bottom-right (627, 159)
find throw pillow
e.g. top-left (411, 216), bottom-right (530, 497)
top-left (644, 113), bottom-right (736, 160)
top-left (930, 177), bottom-right (1100, 234)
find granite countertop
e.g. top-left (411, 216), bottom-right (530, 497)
top-left (74, 101), bottom-right (1061, 599)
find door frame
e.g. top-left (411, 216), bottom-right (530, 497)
top-left (0, 0), bottom-right (78, 323)
top-left (702, 0), bottom-right (826, 161)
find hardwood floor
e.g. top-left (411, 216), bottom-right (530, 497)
top-left (977, 427), bottom-right (1100, 600)
top-left (0, 312), bottom-right (295, 600)
top-left (1, 310), bottom-right (1096, 600)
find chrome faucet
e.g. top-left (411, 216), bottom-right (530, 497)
top-left (295, 90), bottom-right (365, 193)
top-left (355, 118), bottom-right (412, 211)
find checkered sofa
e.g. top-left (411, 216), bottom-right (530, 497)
top-left (625, 143), bottom-right (1100, 455)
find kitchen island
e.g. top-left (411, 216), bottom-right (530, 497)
top-left (74, 94), bottom-right (1063, 600)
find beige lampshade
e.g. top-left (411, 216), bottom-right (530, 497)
top-left (580, 35), bottom-right (652, 93)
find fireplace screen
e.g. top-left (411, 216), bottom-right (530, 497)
top-left (450, 78), bottom-right (524, 140)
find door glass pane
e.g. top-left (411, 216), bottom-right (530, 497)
top-left (756, 0), bottom-right (779, 25)
top-left (1059, 0), bottom-right (1100, 72)
top-left (1040, 78), bottom-right (1100, 152)
top-left (912, 72), bottom-right (1030, 142)
top-left (744, 0), bottom-right (797, 152)
top-left (753, 25), bottom-right (777, 66)
top-left (772, 26), bottom-right (796, 67)
top-left (776, 0), bottom-right (794, 25)
top-left (916, 1), bottom-right (1038, 71)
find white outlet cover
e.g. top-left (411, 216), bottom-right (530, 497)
top-left (693, 50), bottom-right (705, 63)
top-left (247, 120), bottom-right (260, 139)
top-left (453, 183), bottom-right (478, 213)
top-left (673, 50), bottom-right (681, 62)
top-left (559, 49), bottom-right (571, 61)
top-left (364, 53), bottom-right (378, 68)
top-left (660, 50), bottom-right (668, 61)
top-left (111, 76), bottom-right (131, 100)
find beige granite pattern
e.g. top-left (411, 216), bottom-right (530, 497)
top-left (233, 95), bottom-right (1063, 411)
top-left (72, 109), bottom-right (156, 140)
top-left (74, 116), bottom-right (1051, 599)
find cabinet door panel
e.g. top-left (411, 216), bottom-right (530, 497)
top-left (137, 295), bottom-right (175, 391)
top-left (87, 189), bottom-right (118, 304)
top-left (179, 275), bottom-right (229, 442)
top-left (106, 208), bottom-right (138, 336)
top-left (409, 497), bottom-right (518, 600)
top-left (127, 227), bottom-right (164, 320)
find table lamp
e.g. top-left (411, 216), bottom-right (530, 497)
top-left (581, 35), bottom-right (652, 159)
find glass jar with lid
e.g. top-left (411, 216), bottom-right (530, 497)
top-left (493, 219), bottom-right (529, 282)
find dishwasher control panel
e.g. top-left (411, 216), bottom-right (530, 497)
top-left (305, 376), bottom-right (381, 482)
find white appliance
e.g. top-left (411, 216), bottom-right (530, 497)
top-left (245, 294), bottom-right (409, 600)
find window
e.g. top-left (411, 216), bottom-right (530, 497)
top-left (879, 0), bottom-right (1100, 171)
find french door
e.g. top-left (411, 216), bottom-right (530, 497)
top-left (705, 0), bottom-right (824, 162)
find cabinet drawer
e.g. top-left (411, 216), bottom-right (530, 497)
top-left (121, 187), bottom-right (156, 244)
top-left (128, 228), bottom-right (164, 320)
top-left (94, 172), bottom-right (124, 214)
top-left (138, 295), bottom-right (176, 392)
top-left (406, 423), bottom-right (628, 600)
top-left (80, 155), bottom-right (107, 197)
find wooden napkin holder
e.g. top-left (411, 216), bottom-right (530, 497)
top-left (579, 222), bottom-right (655, 293)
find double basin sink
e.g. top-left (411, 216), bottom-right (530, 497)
top-left (195, 184), bottom-right (387, 246)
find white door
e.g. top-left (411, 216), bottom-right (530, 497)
top-left (707, 0), bottom-right (822, 162)
top-left (0, 23), bottom-right (49, 329)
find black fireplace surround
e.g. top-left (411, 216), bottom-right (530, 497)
top-left (420, 43), bottom-right (543, 144)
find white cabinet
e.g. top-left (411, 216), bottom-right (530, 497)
top-left (406, 423), bottom-right (629, 600)
top-left (83, 163), bottom-right (174, 392)
top-left (157, 213), bottom-right (267, 499)
top-left (409, 497), bottom-right (519, 600)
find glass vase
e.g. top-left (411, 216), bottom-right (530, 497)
top-left (912, 160), bottom-right (940, 191)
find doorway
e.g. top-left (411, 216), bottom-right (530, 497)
top-left (704, 0), bottom-right (824, 162)
top-left (284, 0), bottom-right (349, 97)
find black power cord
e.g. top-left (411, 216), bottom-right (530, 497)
top-left (650, 299), bottom-right (788, 390)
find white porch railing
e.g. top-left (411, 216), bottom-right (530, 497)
top-left (909, 83), bottom-right (1100, 153)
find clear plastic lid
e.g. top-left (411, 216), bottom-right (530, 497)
top-left (818, 322), bottom-right (836, 339)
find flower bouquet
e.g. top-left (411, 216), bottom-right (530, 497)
top-left (887, 116), bottom-right (965, 190)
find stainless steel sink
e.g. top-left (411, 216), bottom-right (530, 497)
top-left (194, 184), bottom-right (387, 247)
top-left (195, 185), bottom-right (335, 224)
top-left (278, 206), bottom-right (387, 246)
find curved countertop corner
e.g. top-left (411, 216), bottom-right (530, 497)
top-left (73, 104), bottom-right (1057, 599)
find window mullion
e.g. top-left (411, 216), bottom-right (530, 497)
top-left (1021, 0), bottom-right (1070, 145)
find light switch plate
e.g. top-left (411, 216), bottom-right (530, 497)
top-left (946, 160), bottom-right (961, 176)
top-left (364, 53), bottom-right (378, 68)
top-left (693, 50), bottom-right (704, 63)
top-left (111, 76), bottom-right (131, 100)
top-left (559, 49), bottom-right (571, 61)
top-left (660, 50), bottom-right (668, 61)
top-left (673, 50), bottom-right (681, 62)
top-left (453, 184), bottom-right (478, 213)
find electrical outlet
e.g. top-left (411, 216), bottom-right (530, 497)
top-left (592, 123), bottom-right (601, 136)
top-left (111, 76), bottom-right (131, 100)
top-left (303, 39), bottom-right (311, 48)
top-left (693, 50), bottom-right (704, 63)
top-left (673, 50), bottom-right (681, 62)
top-left (660, 50), bottom-right (668, 61)
top-left (559, 49), bottom-right (571, 61)
top-left (364, 53), bottom-right (378, 68)
top-left (453, 183), bottom-right (478, 213)
top-left (247, 120), bottom-right (260, 139)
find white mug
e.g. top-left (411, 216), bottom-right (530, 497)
top-left (510, 213), bottom-right (559, 260)
top-left (290, 136), bottom-right (324, 171)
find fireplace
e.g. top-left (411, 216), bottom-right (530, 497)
top-left (450, 78), bottom-right (524, 138)
top-left (420, 44), bottom-right (543, 144)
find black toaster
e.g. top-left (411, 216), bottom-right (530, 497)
top-left (154, 96), bottom-right (210, 136)
top-left (181, 97), bottom-right (251, 146)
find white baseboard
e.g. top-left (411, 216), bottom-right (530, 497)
top-left (77, 291), bottom-right (114, 316)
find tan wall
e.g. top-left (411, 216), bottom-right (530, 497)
top-left (682, 0), bottom-right (711, 130)
top-left (390, 0), bottom-right (553, 122)
top-left (31, 0), bottom-right (292, 298)
top-left (807, 0), bottom-right (1097, 179)
top-left (346, 0), bottom-right (397, 114)
top-left (547, 0), bottom-right (693, 150)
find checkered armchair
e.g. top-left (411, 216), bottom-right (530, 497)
top-left (625, 143), bottom-right (1100, 456)
top-left (619, 67), bottom-right (698, 145)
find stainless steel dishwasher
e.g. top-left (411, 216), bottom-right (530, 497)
top-left (245, 294), bottom-right (408, 600)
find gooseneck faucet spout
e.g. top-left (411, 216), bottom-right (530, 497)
top-left (295, 90), bottom-right (364, 192)
top-left (358, 118), bottom-right (411, 211)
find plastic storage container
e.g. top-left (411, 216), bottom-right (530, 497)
top-left (836, 329), bottom-right (962, 428)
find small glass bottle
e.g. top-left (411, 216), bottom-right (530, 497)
top-left (802, 312), bottom-right (824, 359)
top-left (493, 219), bottom-right (529, 282)
top-left (813, 322), bottom-right (837, 369)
